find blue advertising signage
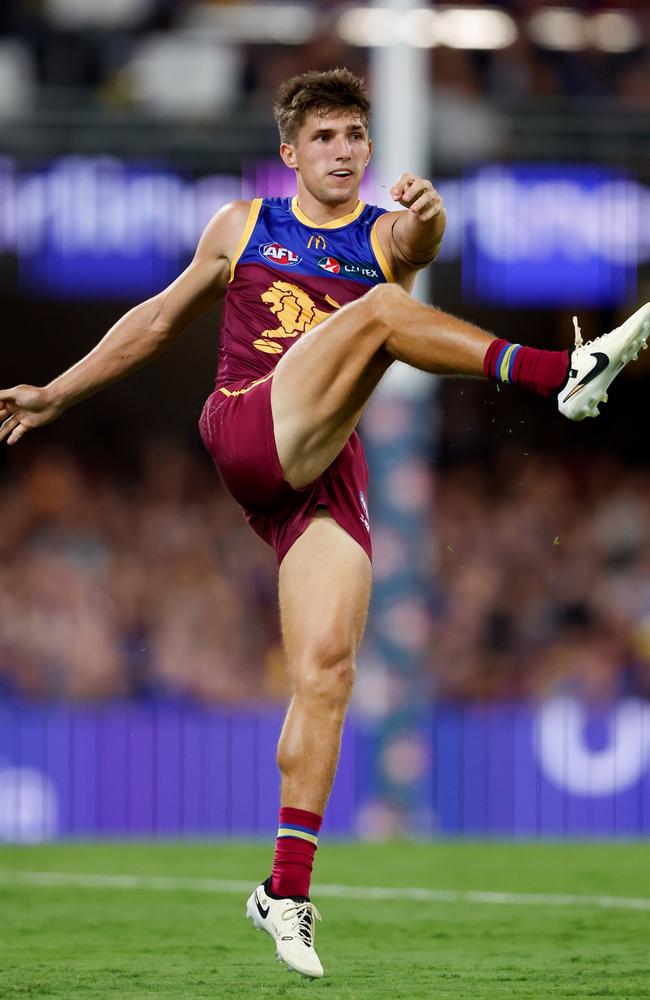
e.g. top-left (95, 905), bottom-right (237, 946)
top-left (460, 165), bottom-right (639, 307)
top-left (1, 698), bottom-right (649, 841)
top-left (0, 158), bottom-right (645, 305)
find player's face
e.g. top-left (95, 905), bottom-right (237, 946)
top-left (281, 111), bottom-right (371, 207)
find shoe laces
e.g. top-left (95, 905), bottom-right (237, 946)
top-left (283, 900), bottom-right (322, 947)
top-left (572, 313), bottom-right (649, 354)
top-left (572, 315), bottom-right (584, 349)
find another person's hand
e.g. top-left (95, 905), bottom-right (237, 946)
top-left (0, 385), bottom-right (65, 445)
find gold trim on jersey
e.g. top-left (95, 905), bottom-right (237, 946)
top-left (229, 198), bottom-right (263, 282)
top-left (218, 371), bottom-right (275, 397)
top-left (370, 219), bottom-right (395, 283)
top-left (291, 196), bottom-right (365, 230)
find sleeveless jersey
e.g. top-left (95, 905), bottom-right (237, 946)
top-left (215, 196), bottom-right (393, 389)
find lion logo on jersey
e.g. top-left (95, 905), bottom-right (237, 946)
top-left (253, 281), bottom-right (339, 355)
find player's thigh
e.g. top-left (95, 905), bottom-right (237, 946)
top-left (279, 512), bottom-right (372, 696)
top-left (271, 285), bottom-right (408, 488)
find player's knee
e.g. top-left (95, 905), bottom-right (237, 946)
top-left (294, 641), bottom-right (356, 711)
top-left (365, 283), bottom-right (411, 331)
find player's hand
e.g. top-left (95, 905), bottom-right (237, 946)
top-left (0, 385), bottom-right (63, 446)
top-left (390, 174), bottom-right (444, 223)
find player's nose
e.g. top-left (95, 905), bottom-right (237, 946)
top-left (333, 136), bottom-right (352, 159)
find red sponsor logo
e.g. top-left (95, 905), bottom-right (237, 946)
top-left (317, 256), bottom-right (340, 274)
top-left (259, 242), bottom-right (301, 266)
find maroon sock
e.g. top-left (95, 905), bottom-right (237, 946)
top-left (484, 338), bottom-right (569, 398)
top-left (271, 806), bottom-right (322, 899)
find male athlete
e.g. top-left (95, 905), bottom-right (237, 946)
top-left (1, 69), bottom-right (648, 979)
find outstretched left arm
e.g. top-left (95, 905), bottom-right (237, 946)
top-left (375, 173), bottom-right (446, 285)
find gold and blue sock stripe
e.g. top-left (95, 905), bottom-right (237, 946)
top-left (496, 343), bottom-right (522, 384)
top-left (277, 823), bottom-right (319, 846)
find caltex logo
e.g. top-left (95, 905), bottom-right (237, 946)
top-left (317, 256), bottom-right (341, 274)
top-left (260, 242), bottom-right (301, 266)
top-left (318, 256), bottom-right (379, 280)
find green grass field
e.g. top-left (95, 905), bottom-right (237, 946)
top-left (2, 841), bottom-right (650, 999)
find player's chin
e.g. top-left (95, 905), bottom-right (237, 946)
top-left (322, 178), bottom-right (358, 202)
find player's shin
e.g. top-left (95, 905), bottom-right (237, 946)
top-left (271, 807), bottom-right (322, 899)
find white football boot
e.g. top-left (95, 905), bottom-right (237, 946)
top-left (558, 303), bottom-right (650, 421)
top-left (245, 878), bottom-right (323, 978)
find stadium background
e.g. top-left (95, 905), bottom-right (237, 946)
top-left (1, 0), bottom-right (650, 849)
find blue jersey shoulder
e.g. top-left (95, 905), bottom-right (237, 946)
top-left (237, 197), bottom-right (392, 285)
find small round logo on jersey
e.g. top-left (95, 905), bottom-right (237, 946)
top-left (259, 242), bottom-right (301, 266)
top-left (317, 257), bottom-right (341, 274)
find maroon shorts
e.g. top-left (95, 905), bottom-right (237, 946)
top-left (199, 376), bottom-right (372, 565)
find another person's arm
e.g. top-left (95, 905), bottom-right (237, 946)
top-left (0, 200), bottom-right (250, 445)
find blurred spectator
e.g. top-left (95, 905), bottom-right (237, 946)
top-left (1, 439), bottom-right (650, 705)
top-left (0, 440), bottom-right (282, 702)
top-left (433, 453), bottom-right (650, 704)
top-left (0, 2), bottom-right (646, 115)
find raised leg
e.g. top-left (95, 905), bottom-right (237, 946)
top-left (271, 283), bottom-right (493, 488)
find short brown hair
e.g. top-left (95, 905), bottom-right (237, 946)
top-left (273, 68), bottom-right (371, 144)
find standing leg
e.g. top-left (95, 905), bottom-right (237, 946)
top-left (272, 511), bottom-right (371, 894)
top-left (245, 513), bottom-right (370, 978)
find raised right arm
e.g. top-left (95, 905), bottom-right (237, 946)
top-left (0, 200), bottom-right (251, 446)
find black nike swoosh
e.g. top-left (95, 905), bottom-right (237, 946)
top-left (562, 352), bottom-right (609, 402)
top-left (255, 892), bottom-right (270, 919)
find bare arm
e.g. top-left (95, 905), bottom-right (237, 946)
top-left (375, 173), bottom-right (446, 288)
top-left (0, 200), bottom-right (251, 445)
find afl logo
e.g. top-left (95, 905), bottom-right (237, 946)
top-left (317, 256), bottom-right (340, 274)
top-left (260, 242), bottom-right (301, 266)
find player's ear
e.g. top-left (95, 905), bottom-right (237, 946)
top-left (280, 143), bottom-right (297, 170)
top-left (366, 138), bottom-right (372, 166)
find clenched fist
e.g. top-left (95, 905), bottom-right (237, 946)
top-left (390, 174), bottom-right (444, 223)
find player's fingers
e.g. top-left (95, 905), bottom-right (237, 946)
top-left (391, 172), bottom-right (415, 199)
top-left (401, 179), bottom-right (432, 206)
top-left (7, 422), bottom-right (28, 446)
top-left (0, 415), bottom-right (18, 444)
top-left (409, 191), bottom-right (440, 216)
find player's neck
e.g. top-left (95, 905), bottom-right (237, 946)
top-left (293, 188), bottom-right (361, 226)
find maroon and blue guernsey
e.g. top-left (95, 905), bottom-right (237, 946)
top-left (216, 195), bottom-right (392, 389)
top-left (201, 195), bottom-right (393, 565)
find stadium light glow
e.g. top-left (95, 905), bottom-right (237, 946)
top-left (437, 8), bottom-right (517, 50)
top-left (398, 9), bottom-right (439, 48)
top-left (339, 5), bottom-right (517, 49)
top-left (336, 7), bottom-right (396, 48)
top-left (587, 12), bottom-right (642, 53)
top-left (181, 3), bottom-right (316, 44)
top-left (527, 8), bottom-right (587, 51)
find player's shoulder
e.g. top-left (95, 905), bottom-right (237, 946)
top-left (212, 199), bottom-right (256, 231)
top-left (197, 199), bottom-right (258, 259)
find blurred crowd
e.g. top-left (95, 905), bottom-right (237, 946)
top-left (1, 439), bottom-right (649, 705)
top-left (0, 0), bottom-right (647, 123)
top-left (434, 451), bottom-right (650, 704)
top-left (0, 440), bottom-right (281, 703)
